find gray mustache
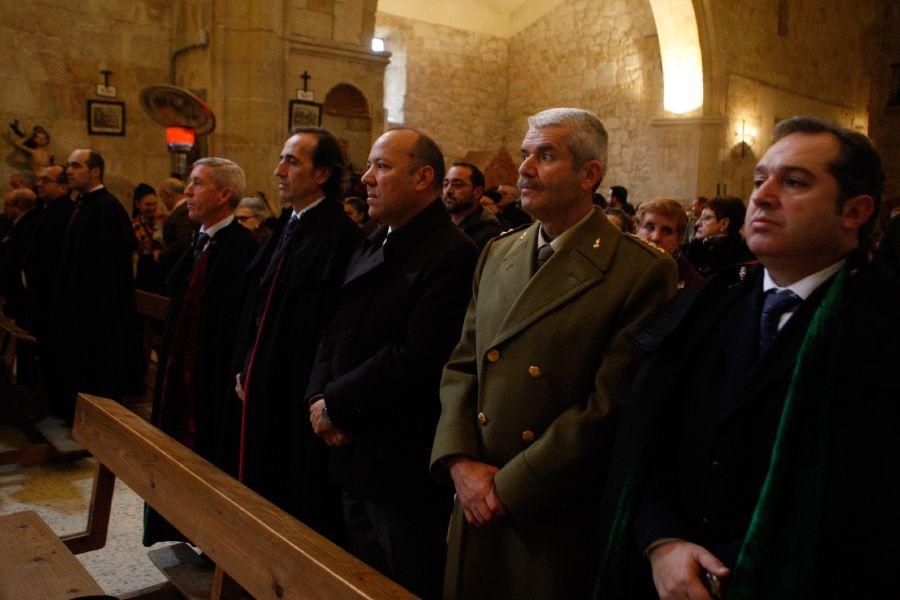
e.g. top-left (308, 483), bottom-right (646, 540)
top-left (518, 179), bottom-right (541, 190)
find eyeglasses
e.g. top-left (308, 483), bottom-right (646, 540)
top-left (442, 180), bottom-right (472, 190)
top-left (235, 215), bottom-right (255, 222)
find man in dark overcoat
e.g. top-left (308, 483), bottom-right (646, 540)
top-left (597, 116), bottom-right (900, 600)
top-left (24, 165), bottom-right (72, 341)
top-left (307, 128), bottom-right (479, 599)
top-left (429, 108), bottom-right (676, 600)
top-left (228, 127), bottom-right (360, 541)
top-left (144, 157), bottom-right (257, 545)
top-left (47, 149), bottom-right (144, 421)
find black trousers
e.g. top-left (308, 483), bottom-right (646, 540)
top-left (342, 490), bottom-right (449, 600)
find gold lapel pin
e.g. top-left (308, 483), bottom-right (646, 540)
top-left (593, 238), bottom-right (600, 249)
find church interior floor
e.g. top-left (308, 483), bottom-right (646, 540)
top-left (0, 412), bottom-right (175, 597)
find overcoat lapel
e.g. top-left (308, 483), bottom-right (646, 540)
top-left (490, 210), bottom-right (619, 348)
top-left (341, 231), bottom-right (387, 288)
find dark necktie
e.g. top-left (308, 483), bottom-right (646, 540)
top-left (758, 289), bottom-right (802, 354)
top-left (277, 215), bottom-right (300, 252)
top-left (535, 243), bottom-right (555, 272)
top-left (192, 232), bottom-right (210, 265)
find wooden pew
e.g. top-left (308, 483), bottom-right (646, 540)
top-left (72, 394), bottom-right (416, 600)
top-left (135, 290), bottom-right (169, 403)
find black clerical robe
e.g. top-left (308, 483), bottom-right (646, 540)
top-left (144, 219), bottom-right (257, 545)
top-left (226, 198), bottom-right (360, 540)
top-left (48, 187), bottom-right (145, 414)
top-left (22, 194), bottom-right (73, 340)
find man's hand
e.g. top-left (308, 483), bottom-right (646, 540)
top-left (309, 398), bottom-right (352, 446)
top-left (234, 373), bottom-right (245, 402)
top-left (649, 540), bottom-right (730, 600)
top-left (447, 456), bottom-right (507, 527)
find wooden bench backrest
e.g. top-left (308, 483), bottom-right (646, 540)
top-left (135, 290), bottom-right (169, 322)
top-left (72, 394), bottom-right (415, 600)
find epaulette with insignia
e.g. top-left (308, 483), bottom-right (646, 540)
top-left (496, 224), bottom-right (530, 239)
top-left (626, 232), bottom-right (667, 254)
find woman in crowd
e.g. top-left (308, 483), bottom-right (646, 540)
top-left (132, 183), bottom-right (165, 292)
top-left (235, 196), bottom-right (275, 245)
top-left (683, 195), bottom-right (755, 277)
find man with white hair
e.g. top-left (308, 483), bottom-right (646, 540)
top-left (430, 108), bottom-right (677, 599)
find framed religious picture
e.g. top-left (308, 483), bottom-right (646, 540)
top-left (288, 99), bottom-right (323, 131)
top-left (87, 100), bottom-right (126, 136)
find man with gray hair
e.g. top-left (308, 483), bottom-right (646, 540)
top-left (145, 157), bottom-right (258, 544)
top-left (430, 108), bottom-right (677, 598)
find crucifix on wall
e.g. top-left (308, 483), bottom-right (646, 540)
top-left (296, 70), bottom-right (315, 101)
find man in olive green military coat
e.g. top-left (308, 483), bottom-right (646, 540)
top-left (430, 108), bottom-right (677, 599)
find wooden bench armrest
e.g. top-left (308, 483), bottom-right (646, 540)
top-left (72, 394), bottom-right (415, 600)
top-left (0, 314), bottom-right (37, 344)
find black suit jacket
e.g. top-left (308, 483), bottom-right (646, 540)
top-left (227, 198), bottom-right (360, 537)
top-left (633, 265), bottom-right (829, 564)
top-left (307, 199), bottom-right (479, 508)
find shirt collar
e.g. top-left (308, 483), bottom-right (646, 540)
top-left (291, 195), bottom-right (326, 221)
top-left (536, 206), bottom-right (595, 251)
top-left (762, 259), bottom-right (846, 300)
top-left (200, 214), bottom-right (234, 238)
top-left (87, 184), bottom-right (104, 193)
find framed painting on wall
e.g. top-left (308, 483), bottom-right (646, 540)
top-left (288, 99), bottom-right (323, 131)
top-left (87, 100), bottom-right (125, 136)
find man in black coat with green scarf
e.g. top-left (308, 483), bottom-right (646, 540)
top-left (596, 116), bottom-right (900, 600)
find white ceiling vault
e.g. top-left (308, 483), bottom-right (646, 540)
top-left (376, 0), bottom-right (568, 38)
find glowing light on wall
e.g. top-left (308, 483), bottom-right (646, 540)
top-left (648, 0), bottom-right (704, 114)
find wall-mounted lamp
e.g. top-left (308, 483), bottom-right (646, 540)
top-left (735, 119), bottom-right (757, 158)
top-left (371, 38), bottom-right (385, 52)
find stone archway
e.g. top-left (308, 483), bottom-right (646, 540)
top-left (322, 84), bottom-right (373, 180)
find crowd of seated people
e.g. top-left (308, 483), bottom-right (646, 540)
top-left (0, 110), bottom-right (898, 600)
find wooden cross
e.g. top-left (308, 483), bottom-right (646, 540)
top-left (300, 70), bottom-right (311, 92)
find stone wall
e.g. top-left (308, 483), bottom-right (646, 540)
top-left (505, 0), bottom-right (664, 202)
top-left (706, 0), bottom-right (883, 202)
top-left (0, 0), bottom-right (174, 210)
top-left (374, 13), bottom-right (509, 164)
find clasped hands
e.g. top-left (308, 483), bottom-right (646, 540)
top-left (309, 398), bottom-right (352, 446)
top-left (447, 456), bottom-right (507, 527)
